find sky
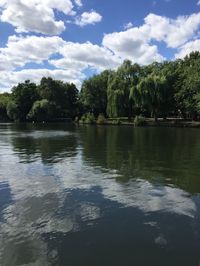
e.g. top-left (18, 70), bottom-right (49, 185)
top-left (0, 0), bottom-right (200, 92)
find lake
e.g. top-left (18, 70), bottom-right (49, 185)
top-left (0, 123), bottom-right (200, 266)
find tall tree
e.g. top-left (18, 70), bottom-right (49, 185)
top-left (38, 77), bottom-right (78, 118)
top-left (130, 74), bottom-right (168, 121)
top-left (80, 70), bottom-right (111, 116)
top-left (0, 93), bottom-right (11, 121)
top-left (11, 80), bottom-right (39, 121)
top-left (107, 60), bottom-right (141, 118)
top-left (174, 52), bottom-right (200, 119)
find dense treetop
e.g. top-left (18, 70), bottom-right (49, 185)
top-left (0, 52), bottom-right (200, 122)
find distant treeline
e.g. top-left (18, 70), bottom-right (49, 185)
top-left (0, 51), bottom-right (200, 122)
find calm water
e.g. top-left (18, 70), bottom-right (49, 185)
top-left (0, 123), bottom-right (200, 266)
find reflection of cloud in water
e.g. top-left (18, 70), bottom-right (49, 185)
top-left (17, 130), bottom-right (73, 139)
top-left (0, 148), bottom-right (197, 265)
top-left (154, 234), bottom-right (168, 246)
top-left (0, 155), bottom-right (101, 265)
top-left (54, 153), bottom-right (196, 218)
top-left (0, 186), bottom-right (101, 265)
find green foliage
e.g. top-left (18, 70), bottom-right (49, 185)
top-left (107, 60), bottom-right (141, 118)
top-left (0, 93), bottom-right (11, 120)
top-left (7, 101), bottom-right (20, 121)
top-left (80, 113), bottom-right (96, 124)
top-left (80, 70), bottom-right (111, 116)
top-left (130, 73), bottom-right (169, 121)
top-left (134, 116), bottom-right (146, 127)
top-left (2, 51), bottom-right (200, 123)
top-left (27, 99), bottom-right (56, 122)
top-left (97, 114), bottom-right (106, 124)
top-left (39, 77), bottom-right (79, 118)
top-left (11, 80), bottom-right (39, 121)
top-left (174, 52), bottom-right (200, 119)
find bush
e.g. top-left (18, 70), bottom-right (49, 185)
top-left (80, 113), bottom-right (95, 124)
top-left (27, 99), bottom-right (56, 122)
top-left (97, 114), bottom-right (106, 124)
top-left (7, 101), bottom-right (20, 121)
top-left (134, 115), bottom-right (146, 127)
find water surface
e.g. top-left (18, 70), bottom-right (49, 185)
top-left (0, 123), bottom-right (200, 266)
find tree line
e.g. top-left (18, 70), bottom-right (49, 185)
top-left (0, 51), bottom-right (200, 122)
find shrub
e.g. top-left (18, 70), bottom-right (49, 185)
top-left (27, 99), bottom-right (56, 122)
top-left (134, 115), bottom-right (146, 127)
top-left (97, 114), bottom-right (106, 124)
top-left (7, 101), bottom-right (20, 121)
top-left (80, 113), bottom-right (95, 124)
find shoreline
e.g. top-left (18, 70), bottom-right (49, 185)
top-left (79, 117), bottom-right (200, 128)
top-left (1, 119), bottom-right (200, 128)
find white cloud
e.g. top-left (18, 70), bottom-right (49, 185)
top-left (0, 35), bottom-right (121, 91)
top-left (124, 22), bottom-right (133, 30)
top-left (0, 35), bottom-right (65, 71)
top-left (102, 26), bottom-right (165, 65)
top-left (145, 13), bottom-right (200, 48)
top-left (198, 0), bottom-right (200, 5)
top-left (175, 39), bottom-right (200, 58)
top-left (0, 0), bottom-right (76, 34)
top-left (0, 68), bottom-right (84, 92)
top-left (1, 11), bottom-right (200, 91)
top-left (74, 0), bottom-right (83, 7)
top-left (58, 41), bottom-right (120, 70)
top-left (75, 10), bottom-right (102, 26)
top-left (102, 12), bottom-right (200, 64)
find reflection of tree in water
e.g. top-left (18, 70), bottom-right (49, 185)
top-left (81, 126), bottom-right (200, 193)
top-left (10, 123), bottom-right (78, 164)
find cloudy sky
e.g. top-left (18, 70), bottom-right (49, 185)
top-left (0, 0), bottom-right (200, 92)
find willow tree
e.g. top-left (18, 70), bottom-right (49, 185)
top-left (107, 60), bottom-right (141, 118)
top-left (130, 74), bottom-right (168, 121)
top-left (107, 74), bottom-right (128, 117)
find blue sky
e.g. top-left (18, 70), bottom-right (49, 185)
top-left (0, 0), bottom-right (200, 91)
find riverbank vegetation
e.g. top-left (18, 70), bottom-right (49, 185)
top-left (0, 51), bottom-right (200, 125)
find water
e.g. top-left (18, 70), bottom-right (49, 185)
top-left (0, 123), bottom-right (200, 266)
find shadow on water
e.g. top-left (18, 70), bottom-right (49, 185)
top-left (80, 125), bottom-right (200, 194)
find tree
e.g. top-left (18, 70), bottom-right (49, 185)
top-left (130, 74), bottom-right (168, 121)
top-left (27, 99), bottom-right (57, 122)
top-left (39, 77), bottom-right (78, 118)
top-left (174, 52), bottom-right (200, 119)
top-left (11, 80), bottom-right (39, 121)
top-left (80, 70), bottom-right (111, 116)
top-left (0, 93), bottom-right (11, 121)
top-left (7, 101), bottom-right (20, 121)
top-left (107, 60), bottom-right (141, 118)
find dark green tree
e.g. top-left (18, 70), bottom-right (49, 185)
top-left (0, 93), bottom-right (11, 121)
top-left (27, 99), bottom-right (57, 122)
top-left (107, 60), bottom-right (141, 118)
top-left (174, 52), bottom-right (200, 119)
top-left (80, 70), bottom-right (111, 116)
top-left (38, 77), bottom-right (78, 118)
top-left (7, 101), bottom-right (20, 121)
top-left (11, 80), bottom-right (39, 121)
